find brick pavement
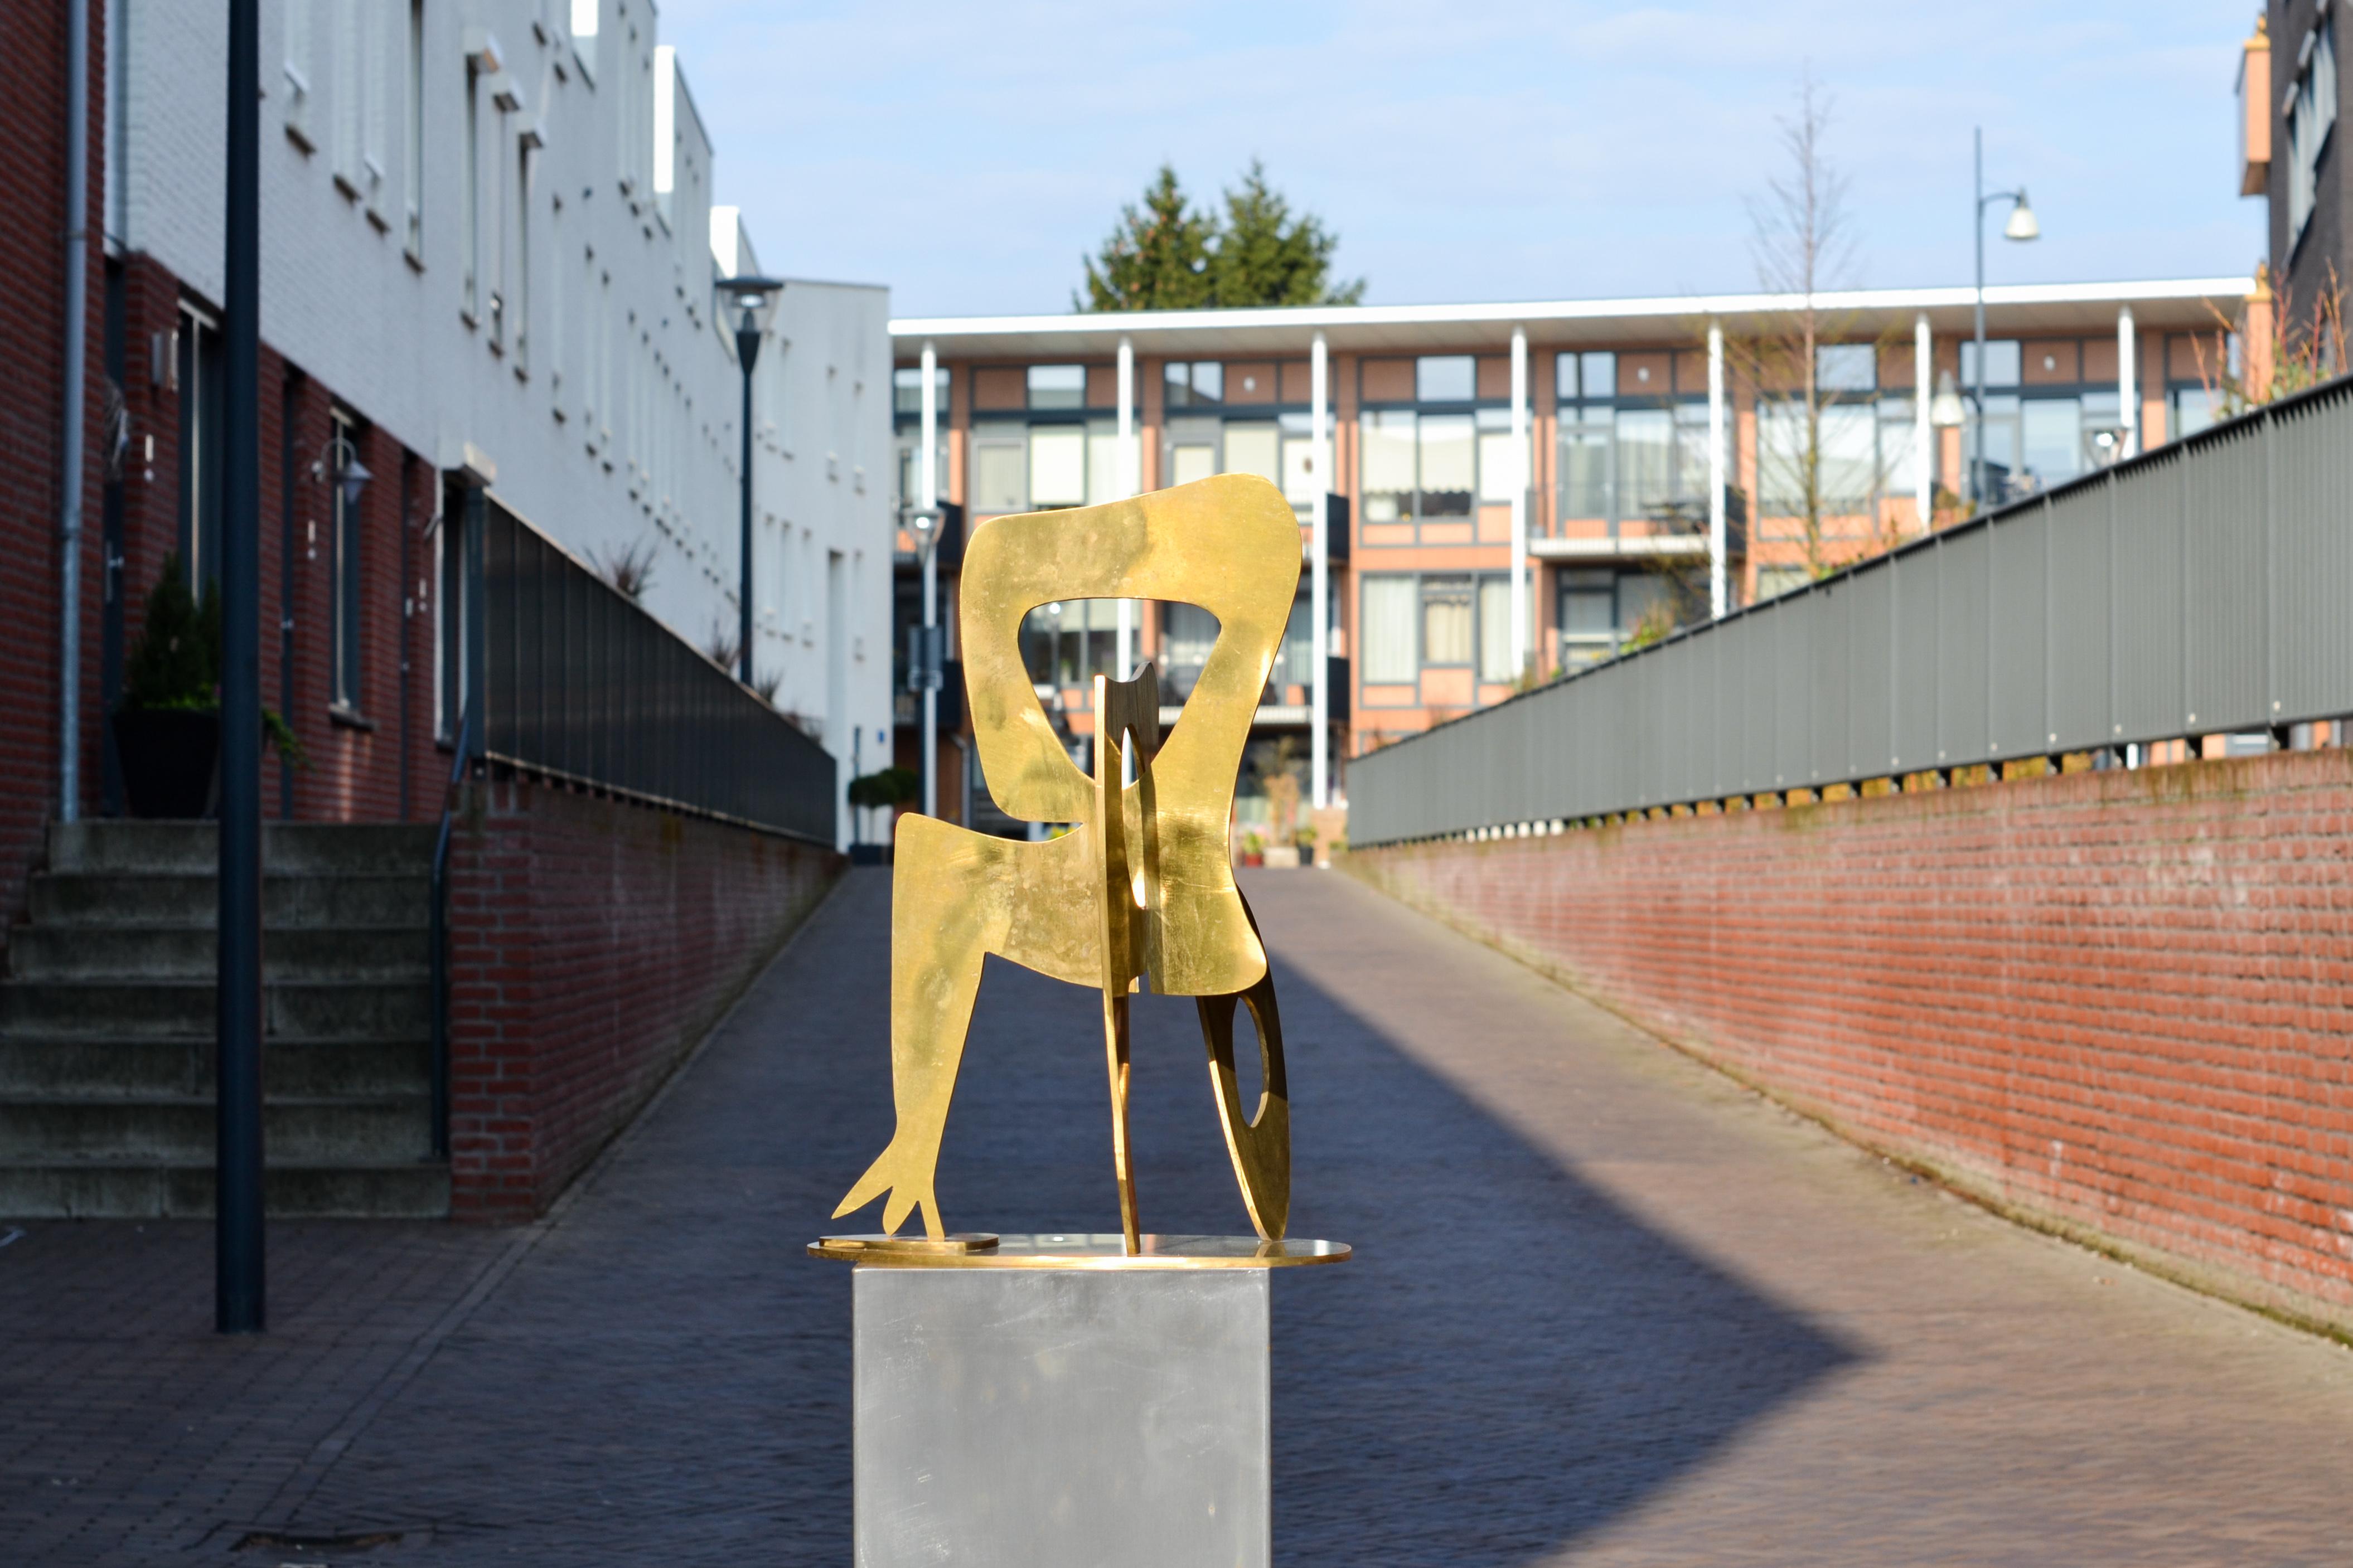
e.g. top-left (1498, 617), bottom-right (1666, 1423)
top-left (4, 867), bottom-right (2351, 1565)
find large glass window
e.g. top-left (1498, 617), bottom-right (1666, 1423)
top-left (1476, 578), bottom-right (1517, 683)
top-left (1222, 422), bottom-right (1280, 484)
top-left (1028, 425), bottom-right (1086, 508)
top-left (972, 435), bottom-right (1026, 513)
top-left (1417, 415), bottom-right (1474, 518)
top-left (1959, 338), bottom-right (2021, 388)
top-left (1554, 351), bottom-right (1720, 533)
top-left (1415, 356), bottom-right (1475, 402)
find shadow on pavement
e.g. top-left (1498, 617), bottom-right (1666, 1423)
top-left (263, 868), bottom-right (1853, 1566)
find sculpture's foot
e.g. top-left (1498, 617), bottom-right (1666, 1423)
top-left (832, 1137), bottom-right (946, 1239)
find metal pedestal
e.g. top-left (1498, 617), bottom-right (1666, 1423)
top-left (829, 1232), bottom-right (1347, 1568)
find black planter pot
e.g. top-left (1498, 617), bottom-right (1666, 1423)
top-left (112, 707), bottom-right (220, 819)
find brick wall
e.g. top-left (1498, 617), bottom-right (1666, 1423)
top-left (0, 3), bottom-right (102, 934)
top-left (1349, 750), bottom-right (2353, 1336)
top-left (445, 778), bottom-right (842, 1220)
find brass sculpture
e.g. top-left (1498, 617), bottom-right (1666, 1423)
top-left (832, 474), bottom-right (1299, 1254)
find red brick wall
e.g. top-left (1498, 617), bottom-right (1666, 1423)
top-left (445, 778), bottom-right (842, 1220)
top-left (1350, 750), bottom-right (2353, 1334)
top-left (0, 3), bottom-right (103, 931)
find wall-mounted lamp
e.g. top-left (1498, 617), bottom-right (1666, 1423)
top-left (310, 434), bottom-right (372, 512)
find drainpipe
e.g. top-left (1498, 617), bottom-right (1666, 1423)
top-left (59, 0), bottom-right (91, 821)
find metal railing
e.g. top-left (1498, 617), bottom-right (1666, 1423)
top-left (1350, 373), bottom-right (2353, 846)
top-left (467, 492), bottom-right (838, 845)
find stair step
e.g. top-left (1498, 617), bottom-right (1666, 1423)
top-left (27, 871), bottom-right (429, 928)
top-left (0, 1037), bottom-right (430, 1097)
top-left (2, 980), bottom-right (430, 1040)
top-left (6, 926), bottom-right (428, 982)
top-left (0, 1159), bottom-right (450, 1219)
top-left (0, 1094), bottom-right (432, 1162)
top-left (47, 822), bottom-right (435, 877)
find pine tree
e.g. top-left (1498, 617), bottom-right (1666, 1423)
top-left (1077, 161), bottom-right (1363, 312)
top-left (1207, 160), bottom-right (1364, 308)
top-left (1076, 164), bottom-right (1215, 312)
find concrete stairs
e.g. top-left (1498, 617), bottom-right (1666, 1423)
top-left (0, 822), bottom-right (449, 1218)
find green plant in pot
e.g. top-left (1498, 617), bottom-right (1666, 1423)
top-left (846, 766), bottom-right (921, 861)
top-left (113, 555), bottom-right (306, 818)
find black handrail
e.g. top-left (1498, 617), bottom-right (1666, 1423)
top-left (426, 706), bottom-right (471, 1163)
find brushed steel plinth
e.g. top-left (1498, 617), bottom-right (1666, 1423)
top-left (853, 1260), bottom-right (1274, 1568)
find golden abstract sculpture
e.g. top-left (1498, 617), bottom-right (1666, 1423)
top-left (832, 473), bottom-right (1299, 1254)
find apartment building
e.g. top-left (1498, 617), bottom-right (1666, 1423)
top-left (64, 0), bottom-right (889, 845)
top-left (890, 279), bottom-right (2250, 826)
top-left (2242, 2), bottom-right (2349, 339)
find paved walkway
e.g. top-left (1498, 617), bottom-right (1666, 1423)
top-left (4, 868), bottom-right (2350, 1565)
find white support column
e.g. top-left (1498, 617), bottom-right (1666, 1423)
top-left (1914, 310), bottom-right (1933, 529)
top-left (1707, 321), bottom-right (1727, 619)
top-left (1310, 331), bottom-right (1330, 811)
top-left (1509, 326), bottom-right (1529, 672)
top-left (1116, 334), bottom-right (1135, 677)
top-left (919, 339), bottom-right (939, 819)
top-left (2118, 304), bottom-right (2138, 458)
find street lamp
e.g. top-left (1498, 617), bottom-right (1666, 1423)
top-left (1971, 127), bottom-right (2038, 509)
top-left (716, 274), bottom-right (784, 686)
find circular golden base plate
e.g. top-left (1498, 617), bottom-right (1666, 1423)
top-left (807, 1232), bottom-right (1350, 1269)
top-left (815, 1232), bottom-right (1000, 1256)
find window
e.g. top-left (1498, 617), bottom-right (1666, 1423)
top-left (404, 1), bottom-right (424, 256)
top-left (330, 412), bottom-right (364, 710)
top-left (1477, 578), bottom-right (1518, 683)
top-left (1360, 577), bottom-right (1417, 683)
top-left (1164, 362), bottom-right (1223, 406)
top-left (972, 435), bottom-right (1027, 513)
top-left (1028, 426), bottom-right (1086, 507)
top-left (1959, 339), bottom-right (2021, 388)
top-left (1020, 599), bottom-right (1137, 690)
top-left (1222, 422), bottom-right (1279, 485)
top-left (1027, 365), bottom-right (1084, 410)
top-left (462, 61), bottom-right (481, 321)
top-left (2170, 383), bottom-right (2222, 440)
top-left (176, 305), bottom-right (225, 588)
top-left (1556, 568), bottom-right (1677, 670)
top-left (2288, 19), bottom-right (2339, 251)
top-left (1475, 410), bottom-right (1521, 505)
top-left (1415, 356), bottom-right (1475, 402)
top-left (512, 142), bottom-right (532, 372)
top-left (892, 367), bottom-right (950, 415)
top-left (1361, 410), bottom-right (1416, 523)
top-left (1555, 352), bottom-right (1720, 532)
top-left (330, 2), bottom-right (359, 192)
top-left (1816, 344), bottom-right (1875, 391)
top-left (1161, 602), bottom-right (1220, 700)
top-left (1420, 577), bottom-right (1473, 666)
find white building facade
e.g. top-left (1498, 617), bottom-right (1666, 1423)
top-left (102, 0), bottom-right (889, 843)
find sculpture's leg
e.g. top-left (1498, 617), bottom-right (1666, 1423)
top-left (832, 814), bottom-right (1010, 1240)
top-left (1197, 894), bottom-right (1291, 1240)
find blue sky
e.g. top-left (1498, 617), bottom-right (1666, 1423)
top-left (659, 1), bottom-right (2265, 317)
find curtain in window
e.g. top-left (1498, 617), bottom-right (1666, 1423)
top-left (1558, 416), bottom-right (1611, 521)
top-left (1170, 443), bottom-right (1216, 487)
top-left (1361, 411), bottom-right (1417, 522)
top-left (972, 440), bottom-right (1025, 513)
top-left (1477, 577), bottom-right (1517, 682)
top-left (1029, 426), bottom-right (1086, 508)
top-left (1361, 577), bottom-right (1417, 683)
top-left (1417, 415), bottom-right (1474, 518)
top-left (1421, 576), bottom-right (1473, 665)
top-left (1817, 404), bottom-right (1878, 513)
top-left (1615, 408), bottom-right (1674, 520)
top-left (1222, 423), bottom-right (1280, 484)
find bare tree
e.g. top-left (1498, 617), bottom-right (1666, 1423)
top-left (1729, 69), bottom-right (1908, 588)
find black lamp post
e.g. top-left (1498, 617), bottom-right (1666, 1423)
top-left (716, 275), bottom-right (783, 686)
top-left (1970, 127), bottom-right (2039, 509)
